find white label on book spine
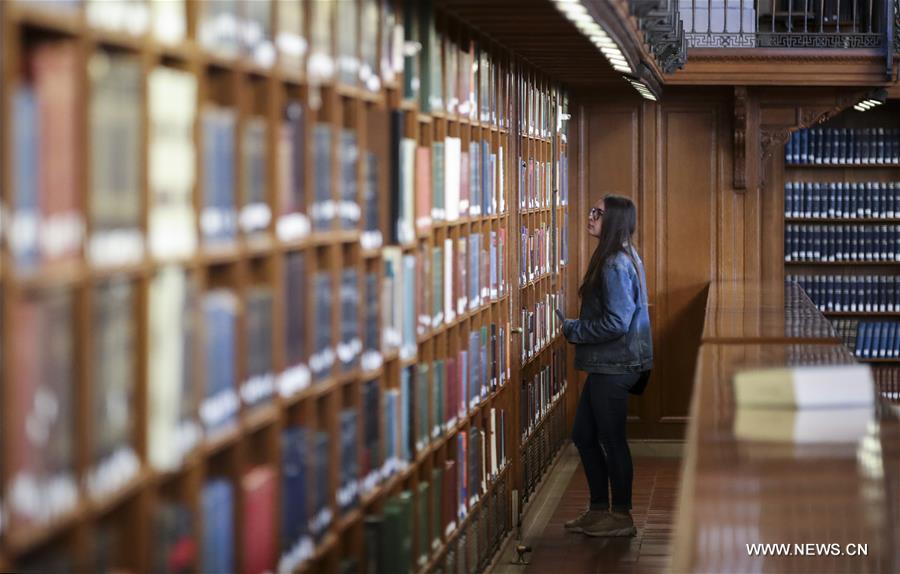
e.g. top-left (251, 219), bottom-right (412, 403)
top-left (239, 202), bottom-right (272, 233)
top-left (85, 446), bottom-right (140, 501)
top-left (240, 373), bottom-right (276, 406)
top-left (277, 213), bottom-right (311, 242)
top-left (89, 229), bottom-right (145, 267)
top-left (9, 470), bottom-right (78, 525)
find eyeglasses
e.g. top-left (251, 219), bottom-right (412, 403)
top-left (588, 207), bottom-right (605, 220)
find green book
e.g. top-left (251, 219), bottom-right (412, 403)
top-left (431, 467), bottom-right (443, 549)
top-left (417, 481), bottom-right (430, 566)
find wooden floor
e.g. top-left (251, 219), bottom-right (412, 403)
top-left (492, 446), bottom-right (681, 574)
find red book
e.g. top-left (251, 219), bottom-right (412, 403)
top-left (415, 145), bottom-right (432, 231)
top-left (32, 41), bottom-right (82, 264)
top-left (443, 459), bottom-right (457, 533)
top-left (242, 465), bottom-right (277, 574)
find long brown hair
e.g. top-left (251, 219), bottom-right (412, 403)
top-left (579, 194), bottom-right (637, 299)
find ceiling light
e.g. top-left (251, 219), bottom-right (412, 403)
top-left (559, 3), bottom-right (588, 16)
top-left (613, 64), bottom-right (632, 73)
top-left (608, 56), bottom-right (629, 65)
top-left (553, 0), bottom-right (579, 4)
top-left (863, 99), bottom-right (882, 106)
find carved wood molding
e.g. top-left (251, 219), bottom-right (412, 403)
top-left (734, 87), bottom-right (748, 191)
top-left (757, 90), bottom-right (865, 191)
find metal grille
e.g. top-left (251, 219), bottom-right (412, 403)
top-left (680, 0), bottom-right (887, 48)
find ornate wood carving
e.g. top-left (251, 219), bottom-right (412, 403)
top-left (733, 87), bottom-right (748, 190)
top-left (757, 91), bottom-right (864, 191)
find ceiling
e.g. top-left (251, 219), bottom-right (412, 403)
top-left (435, 0), bottom-right (629, 90)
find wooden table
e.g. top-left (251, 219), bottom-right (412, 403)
top-left (671, 342), bottom-right (900, 573)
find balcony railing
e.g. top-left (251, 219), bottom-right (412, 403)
top-left (679, 0), bottom-right (892, 48)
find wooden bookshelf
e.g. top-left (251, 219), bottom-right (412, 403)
top-left (783, 104), bottom-right (900, 379)
top-left (0, 0), bottom-right (572, 572)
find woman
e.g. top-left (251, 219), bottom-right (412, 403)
top-left (558, 194), bottom-right (653, 538)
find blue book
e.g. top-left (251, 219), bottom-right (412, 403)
top-left (885, 323), bottom-right (897, 359)
top-left (873, 322), bottom-right (884, 357)
top-left (281, 426), bottom-right (310, 549)
top-left (312, 431), bottom-right (331, 539)
top-left (13, 87), bottom-right (41, 268)
top-left (338, 410), bottom-right (359, 512)
top-left (202, 479), bottom-right (234, 574)
top-left (823, 128), bottom-right (833, 164)
top-left (479, 327), bottom-right (489, 399)
top-left (799, 129), bottom-right (808, 163)
top-left (311, 272), bottom-right (334, 380)
top-left (459, 350), bottom-right (468, 414)
top-left (203, 292), bottom-right (238, 433)
top-left (784, 132), bottom-right (799, 164)
top-left (312, 123), bottom-right (333, 231)
top-left (468, 332), bottom-right (479, 407)
top-left (482, 140), bottom-right (491, 214)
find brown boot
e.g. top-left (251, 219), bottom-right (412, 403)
top-left (563, 508), bottom-right (606, 533)
top-left (582, 510), bottom-right (636, 537)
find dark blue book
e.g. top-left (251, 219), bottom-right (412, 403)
top-left (823, 128), bottom-right (833, 164)
top-left (838, 128), bottom-right (848, 164)
top-left (885, 323), bottom-right (897, 359)
top-left (799, 128), bottom-right (809, 163)
top-left (202, 291), bottom-right (238, 434)
top-left (784, 183), bottom-right (794, 217)
top-left (339, 129), bottom-right (360, 230)
top-left (786, 131), bottom-right (795, 164)
top-left (873, 322), bottom-right (884, 358)
top-left (281, 426), bottom-right (310, 554)
top-left (202, 479), bottom-right (234, 574)
top-left (338, 409), bottom-right (359, 512)
top-left (361, 380), bottom-right (381, 488)
top-left (311, 431), bottom-right (332, 540)
top-left (338, 268), bottom-right (360, 371)
top-left (468, 331), bottom-right (479, 408)
top-left (202, 108), bottom-right (237, 245)
top-left (311, 272), bottom-right (335, 380)
top-left (312, 123), bottom-right (334, 231)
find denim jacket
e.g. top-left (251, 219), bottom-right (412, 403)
top-left (563, 248), bottom-right (653, 374)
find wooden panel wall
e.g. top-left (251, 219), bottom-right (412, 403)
top-left (570, 87), bottom-right (763, 439)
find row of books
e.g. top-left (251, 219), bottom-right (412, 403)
top-left (521, 291), bottom-right (566, 361)
top-left (523, 400), bottom-right (568, 500)
top-left (365, 475), bottom-right (511, 574)
top-left (10, 280), bottom-right (144, 527)
top-left (440, 478), bottom-right (510, 574)
top-left (9, 49), bottom-right (521, 273)
top-left (411, 232), bottom-right (509, 337)
top-left (875, 368), bottom-right (900, 402)
top-left (414, 138), bottom-right (507, 231)
top-left (783, 224), bottom-right (900, 262)
top-left (784, 127), bottom-right (900, 165)
top-left (24, 0), bottom-right (517, 130)
top-left (518, 157), bottom-right (554, 211)
top-left (852, 322), bottom-right (900, 359)
top-left (391, 117), bottom-right (510, 248)
top-left (788, 274), bottom-right (900, 312)
top-left (786, 344), bottom-right (855, 366)
top-left (519, 224), bottom-right (554, 285)
top-left (402, 0), bottom-right (511, 126)
top-left (784, 181), bottom-right (900, 220)
top-left (519, 76), bottom-right (558, 140)
top-left (521, 348), bottom-right (568, 441)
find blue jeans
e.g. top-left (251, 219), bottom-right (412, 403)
top-left (571, 372), bottom-right (639, 512)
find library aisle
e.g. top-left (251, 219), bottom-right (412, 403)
top-left (491, 446), bottom-right (679, 574)
top-left (2, 0), bottom-right (900, 573)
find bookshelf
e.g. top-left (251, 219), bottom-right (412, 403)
top-left (0, 1), bottom-right (573, 573)
top-left (783, 103), bottom-right (900, 400)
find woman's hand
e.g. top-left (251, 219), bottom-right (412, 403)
top-left (555, 308), bottom-right (566, 323)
